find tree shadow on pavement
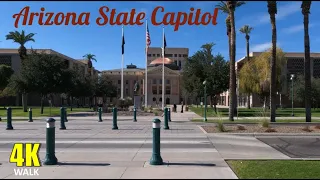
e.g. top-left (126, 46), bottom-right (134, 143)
top-left (58, 162), bottom-right (110, 166)
top-left (65, 129), bottom-right (91, 130)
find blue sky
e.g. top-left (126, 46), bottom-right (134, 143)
top-left (0, 1), bottom-right (319, 71)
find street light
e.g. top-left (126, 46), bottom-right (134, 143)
top-left (277, 91), bottom-right (282, 109)
top-left (290, 74), bottom-right (295, 116)
top-left (203, 80), bottom-right (207, 122)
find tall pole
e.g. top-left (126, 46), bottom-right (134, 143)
top-left (145, 20), bottom-right (148, 108)
top-left (162, 27), bottom-right (165, 110)
top-left (121, 25), bottom-right (124, 99)
top-left (291, 75), bottom-right (294, 116)
top-left (204, 83), bottom-right (207, 122)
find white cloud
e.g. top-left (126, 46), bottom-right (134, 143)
top-left (251, 42), bottom-right (281, 52)
top-left (239, 2), bottom-right (301, 26)
top-left (281, 24), bottom-right (315, 34)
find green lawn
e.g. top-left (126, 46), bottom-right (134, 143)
top-left (191, 119), bottom-right (320, 123)
top-left (227, 160), bottom-right (320, 179)
top-left (0, 106), bottom-right (94, 117)
top-left (190, 106), bottom-right (320, 117)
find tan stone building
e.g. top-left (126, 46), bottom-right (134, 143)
top-left (218, 52), bottom-right (320, 108)
top-left (0, 48), bottom-right (99, 107)
top-left (102, 47), bottom-right (189, 108)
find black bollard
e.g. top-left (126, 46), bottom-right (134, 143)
top-left (43, 118), bottom-right (58, 165)
top-left (6, 107), bottom-right (13, 130)
top-left (112, 107), bottom-right (118, 130)
top-left (59, 107), bottom-right (66, 130)
top-left (28, 108), bottom-right (33, 122)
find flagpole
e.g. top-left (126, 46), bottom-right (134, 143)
top-left (162, 26), bottom-right (165, 110)
top-left (121, 25), bottom-right (124, 99)
top-left (145, 20), bottom-right (148, 108)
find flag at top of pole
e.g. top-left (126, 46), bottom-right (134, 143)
top-left (146, 23), bottom-right (151, 53)
top-left (122, 26), bottom-right (125, 54)
top-left (163, 32), bottom-right (167, 56)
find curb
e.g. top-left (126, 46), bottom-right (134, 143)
top-left (197, 125), bottom-right (208, 134)
top-left (206, 133), bottom-right (320, 137)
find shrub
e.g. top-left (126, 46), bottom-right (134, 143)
top-left (217, 120), bottom-right (227, 132)
top-left (314, 125), bottom-right (320, 129)
top-left (237, 124), bottom-right (246, 130)
top-left (265, 127), bottom-right (276, 132)
top-left (154, 110), bottom-right (159, 116)
top-left (302, 126), bottom-right (312, 132)
top-left (262, 119), bottom-right (270, 128)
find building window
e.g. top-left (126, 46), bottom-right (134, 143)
top-left (159, 86), bottom-right (162, 94)
top-left (159, 79), bottom-right (162, 84)
top-left (159, 98), bottom-right (162, 102)
top-left (166, 86), bottom-right (171, 95)
top-left (179, 54), bottom-right (182, 57)
top-left (153, 79), bottom-right (157, 84)
top-left (152, 86), bottom-right (157, 94)
top-left (174, 54), bottom-right (177, 57)
top-left (157, 54), bottom-right (160, 57)
top-left (175, 60), bottom-right (177, 65)
top-left (183, 54), bottom-right (188, 57)
top-left (141, 79), bottom-right (143, 84)
top-left (179, 61), bottom-right (181, 68)
top-left (110, 72), bottom-right (112, 74)
top-left (125, 88), bottom-right (129, 95)
top-left (118, 80), bottom-right (121, 84)
top-left (153, 97), bottom-right (156, 102)
top-left (119, 72), bottom-right (120, 74)
top-left (166, 80), bottom-right (170, 84)
top-left (117, 88), bottom-right (121, 95)
top-left (165, 54), bottom-right (173, 57)
top-left (126, 80), bottom-right (129, 84)
top-left (148, 54), bottom-right (152, 57)
top-left (153, 54), bottom-right (155, 57)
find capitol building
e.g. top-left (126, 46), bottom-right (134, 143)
top-left (102, 47), bottom-right (189, 107)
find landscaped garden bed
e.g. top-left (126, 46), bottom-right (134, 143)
top-left (201, 124), bottom-right (320, 133)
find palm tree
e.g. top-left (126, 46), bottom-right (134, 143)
top-left (83, 54), bottom-right (97, 75)
top-left (6, 30), bottom-right (36, 112)
top-left (239, 25), bottom-right (254, 109)
top-left (301, 1), bottom-right (312, 122)
top-left (267, 1), bottom-right (277, 122)
top-left (216, 1), bottom-right (245, 121)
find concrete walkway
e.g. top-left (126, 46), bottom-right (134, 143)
top-left (0, 117), bottom-right (236, 179)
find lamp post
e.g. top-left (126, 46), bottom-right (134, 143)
top-left (290, 74), bottom-right (295, 116)
top-left (277, 91), bottom-right (282, 109)
top-left (203, 80), bottom-right (207, 122)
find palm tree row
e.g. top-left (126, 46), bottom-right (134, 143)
top-left (217, 1), bottom-right (312, 122)
top-left (5, 30), bottom-right (97, 112)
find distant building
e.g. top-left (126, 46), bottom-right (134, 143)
top-left (219, 52), bottom-right (320, 108)
top-left (102, 47), bottom-right (189, 107)
top-left (0, 48), bottom-right (99, 107)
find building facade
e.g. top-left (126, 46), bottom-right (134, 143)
top-left (0, 48), bottom-right (99, 107)
top-left (219, 52), bottom-right (320, 108)
top-left (102, 47), bottom-right (189, 108)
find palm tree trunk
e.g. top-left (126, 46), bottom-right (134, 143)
top-left (229, 10), bottom-right (236, 121)
top-left (246, 37), bottom-right (251, 109)
top-left (270, 14), bottom-right (277, 122)
top-left (304, 12), bottom-right (311, 122)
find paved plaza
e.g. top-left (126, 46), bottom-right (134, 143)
top-left (0, 111), bottom-right (319, 179)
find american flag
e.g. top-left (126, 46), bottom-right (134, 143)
top-left (146, 24), bottom-right (151, 53)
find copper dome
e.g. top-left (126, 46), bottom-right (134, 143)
top-left (150, 57), bottom-right (173, 65)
